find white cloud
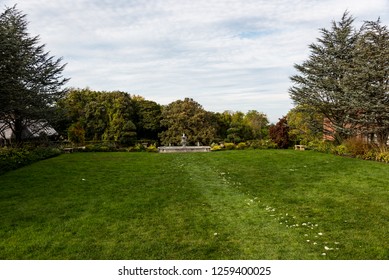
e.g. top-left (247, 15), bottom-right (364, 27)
top-left (2, 0), bottom-right (389, 122)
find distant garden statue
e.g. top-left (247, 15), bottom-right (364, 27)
top-left (181, 133), bottom-right (187, 147)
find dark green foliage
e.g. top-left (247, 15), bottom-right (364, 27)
top-left (0, 6), bottom-right (68, 143)
top-left (67, 122), bottom-right (85, 145)
top-left (0, 147), bottom-right (60, 175)
top-left (289, 12), bottom-right (358, 143)
top-left (290, 11), bottom-right (389, 148)
top-left (344, 19), bottom-right (389, 149)
top-left (133, 97), bottom-right (162, 141)
top-left (159, 98), bottom-right (217, 145)
top-left (60, 89), bottom-right (137, 145)
top-left (214, 110), bottom-right (270, 143)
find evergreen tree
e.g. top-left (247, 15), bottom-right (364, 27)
top-left (345, 19), bottom-right (389, 149)
top-left (0, 6), bottom-right (68, 143)
top-left (289, 12), bottom-right (358, 143)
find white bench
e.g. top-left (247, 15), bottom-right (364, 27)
top-left (63, 148), bottom-right (74, 153)
top-left (294, 145), bottom-right (305, 151)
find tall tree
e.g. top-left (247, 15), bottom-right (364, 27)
top-left (345, 19), bottom-right (389, 149)
top-left (225, 111), bottom-right (251, 143)
top-left (289, 12), bottom-right (358, 143)
top-left (287, 105), bottom-right (323, 145)
top-left (60, 89), bottom-right (137, 145)
top-left (159, 98), bottom-right (216, 145)
top-left (133, 96), bottom-right (162, 141)
top-left (269, 116), bottom-right (290, 149)
top-left (244, 110), bottom-right (269, 140)
top-left (0, 6), bottom-right (68, 143)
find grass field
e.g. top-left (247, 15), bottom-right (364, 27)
top-left (0, 150), bottom-right (388, 259)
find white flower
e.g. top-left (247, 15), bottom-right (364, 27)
top-left (307, 240), bottom-right (310, 242)
top-left (214, 233), bottom-right (218, 236)
top-left (322, 253), bottom-right (326, 256)
top-left (82, 178), bottom-right (86, 181)
top-left (318, 232), bottom-right (323, 236)
top-left (324, 246), bottom-right (330, 250)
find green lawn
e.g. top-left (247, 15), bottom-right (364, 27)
top-left (0, 150), bottom-right (388, 259)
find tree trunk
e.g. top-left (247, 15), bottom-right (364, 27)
top-left (13, 117), bottom-right (24, 145)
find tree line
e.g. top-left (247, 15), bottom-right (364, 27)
top-left (1, 6), bottom-right (273, 147)
top-left (57, 89), bottom-right (270, 146)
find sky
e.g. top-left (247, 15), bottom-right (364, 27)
top-left (2, 0), bottom-right (389, 122)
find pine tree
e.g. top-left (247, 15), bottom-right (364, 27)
top-left (0, 6), bottom-right (68, 143)
top-left (289, 12), bottom-right (358, 143)
top-left (345, 19), bottom-right (389, 149)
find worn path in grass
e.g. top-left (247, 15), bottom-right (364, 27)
top-left (0, 150), bottom-right (388, 259)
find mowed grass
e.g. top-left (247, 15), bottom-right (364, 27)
top-left (0, 150), bottom-right (388, 260)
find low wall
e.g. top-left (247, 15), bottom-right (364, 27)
top-left (158, 146), bottom-right (211, 153)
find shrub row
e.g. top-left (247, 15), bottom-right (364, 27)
top-left (306, 138), bottom-right (389, 163)
top-left (211, 140), bottom-right (278, 151)
top-left (69, 142), bottom-right (159, 153)
top-left (0, 147), bottom-right (61, 175)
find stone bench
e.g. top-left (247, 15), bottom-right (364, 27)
top-left (63, 146), bottom-right (85, 153)
top-left (294, 145), bottom-right (306, 151)
top-left (63, 148), bottom-right (74, 153)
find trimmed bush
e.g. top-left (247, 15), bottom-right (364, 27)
top-left (236, 142), bottom-right (247, 150)
top-left (0, 147), bottom-right (61, 175)
top-left (146, 145), bottom-right (158, 153)
top-left (211, 144), bottom-right (223, 151)
top-left (224, 143), bottom-right (236, 150)
top-left (332, 144), bottom-right (349, 156)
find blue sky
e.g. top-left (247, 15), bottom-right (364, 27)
top-left (2, 0), bottom-right (389, 122)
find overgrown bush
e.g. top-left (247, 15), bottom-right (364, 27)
top-left (343, 138), bottom-right (371, 156)
top-left (331, 144), bottom-right (349, 156)
top-left (376, 152), bottom-right (389, 163)
top-left (360, 150), bottom-right (377, 161)
top-left (0, 147), bottom-right (61, 175)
